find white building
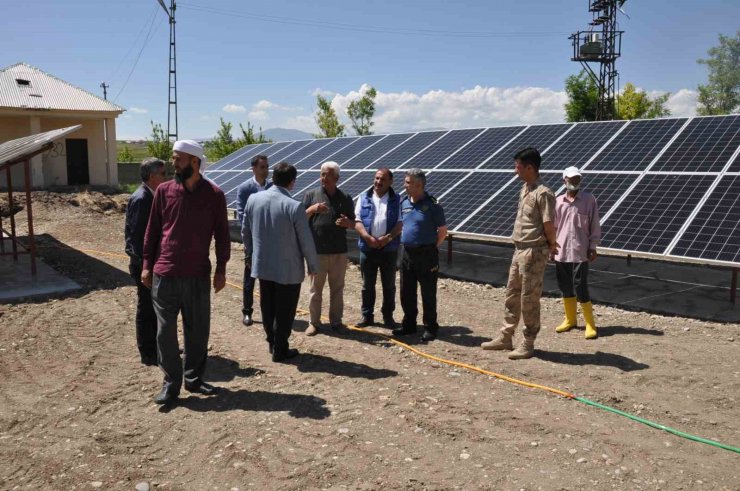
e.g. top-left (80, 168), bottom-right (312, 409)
top-left (0, 62), bottom-right (124, 188)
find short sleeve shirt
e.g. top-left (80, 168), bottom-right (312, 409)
top-left (302, 186), bottom-right (356, 254)
top-left (511, 180), bottom-right (555, 247)
top-left (400, 193), bottom-right (446, 247)
top-left (354, 191), bottom-right (402, 238)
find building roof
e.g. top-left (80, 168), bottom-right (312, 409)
top-left (0, 63), bottom-right (124, 114)
top-left (0, 125), bottom-right (82, 169)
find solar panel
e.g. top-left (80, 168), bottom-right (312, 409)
top-left (325, 134), bottom-right (386, 166)
top-left (566, 172), bottom-right (641, 218)
top-left (279, 139), bottom-right (335, 168)
top-left (600, 174), bottom-right (716, 254)
top-left (540, 121), bottom-right (626, 171)
top-left (341, 133), bottom-right (415, 170)
top-left (337, 171), bottom-right (374, 199)
top-left (222, 171), bottom-right (252, 208)
top-left (649, 115), bottom-right (740, 172)
top-left (437, 126), bottom-right (524, 169)
top-left (456, 173), bottom-right (563, 237)
top-left (380, 131), bottom-right (446, 169)
top-left (293, 137), bottom-right (359, 169)
top-left (481, 124), bottom-right (571, 169)
top-left (208, 142), bottom-right (271, 171)
top-left (586, 118), bottom-right (687, 171)
top-left (438, 172), bottom-right (514, 229)
top-left (403, 128), bottom-right (485, 170)
top-left (289, 171), bottom-right (321, 201)
top-left (669, 175), bottom-right (740, 263)
top-left (266, 140), bottom-right (313, 163)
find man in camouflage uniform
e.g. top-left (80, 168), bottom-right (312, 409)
top-left (481, 147), bottom-right (558, 359)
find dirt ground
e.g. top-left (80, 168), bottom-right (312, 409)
top-left (1, 190), bottom-right (739, 491)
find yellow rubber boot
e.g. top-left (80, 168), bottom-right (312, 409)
top-left (555, 297), bottom-right (578, 333)
top-left (582, 302), bottom-right (598, 339)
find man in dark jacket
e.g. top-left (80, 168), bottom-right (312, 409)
top-left (124, 157), bottom-right (166, 366)
top-left (354, 168), bottom-right (402, 328)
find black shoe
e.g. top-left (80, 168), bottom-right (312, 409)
top-left (272, 348), bottom-right (299, 363)
top-left (243, 314), bottom-right (253, 327)
top-left (383, 317), bottom-right (398, 329)
top-left (153, 388), bottom-right (178, 405)
top-left (140, 355), bottom-right (158, 366)
top-left (421, 329), bottom-right (437, 342)
top-left (392, 325), bottom-right (417, 337)
top-left (330, 323), bottom-right (347, 333)
top-left (184, 381), bottom-right (218, 396)
top-left (356, 317), bottom-right (374, 328)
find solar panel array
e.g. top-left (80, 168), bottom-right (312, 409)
top-left (206, 114), bottom-right (740, 267)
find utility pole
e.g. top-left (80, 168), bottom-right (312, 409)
top-left (100, 82), bottom-right (109, 100)
top-left (569, 0), bottom-right (626, 120)
top-left (157, 0), bottom-right (178, 141)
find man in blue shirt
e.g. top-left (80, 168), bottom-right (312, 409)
top-left (394, 168), bottom-right (448, 342)
top-left (354, 168), bottom-right (403, 328)
top-left (242, 162), bottom-right (319, 362)
top-left (236, 155), bottom-right (271, 327)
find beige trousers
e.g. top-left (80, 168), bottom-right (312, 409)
top-left (501, 246), bottom-right (549, 339)
top-left (309, 253), bottom-right (348, 326)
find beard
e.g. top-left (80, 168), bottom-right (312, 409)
top-left (174, 165), bottom-right (194, 184)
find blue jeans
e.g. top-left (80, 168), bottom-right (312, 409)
top-left (360, 249), bottom-right (398, 320)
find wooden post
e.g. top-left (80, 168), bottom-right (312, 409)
top-left (6, 167), bottom-right (18, 260)
top-left (626, 254), bottom-right (631, 267)
top-left (447, 234), bottom-right (453, 265)
top-left (23, 159), bottom-right (37, 275)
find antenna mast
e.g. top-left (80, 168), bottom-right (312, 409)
top-left (569, 1), bottom-right (626, 120)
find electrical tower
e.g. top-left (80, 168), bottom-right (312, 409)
top-left (569, 1), bottom-right (626, 120)
top-left (158, 0), bottom-right (178, 141)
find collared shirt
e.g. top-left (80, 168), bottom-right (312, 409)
top-left (302, 186), bottom-right (356, 255)
top-left (143, 178), bottom-right (231, 277)
top-left (511, 180), bottom-right (556, 248)
top-left (554, 190), bottom-right (601, 263)
top-left (400, 193), bottom-right (446, 247)
top-left (354, 190), bottom-right (401, 238)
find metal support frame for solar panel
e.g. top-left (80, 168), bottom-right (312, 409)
top-left (205, 114), bottom-right (740, 278)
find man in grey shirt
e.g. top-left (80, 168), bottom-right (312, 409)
top-left (242, 162), bottom-right (319, 362)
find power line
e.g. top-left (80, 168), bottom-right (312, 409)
top-left (179, 2), bottom-right (569, 38)
top-left (107, 4), bottom-right (159, 84)
top-left (113, 8), bottom-right (164, 103)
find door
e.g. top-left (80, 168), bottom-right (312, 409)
top-left (65, 139), bottom-right (90, 185)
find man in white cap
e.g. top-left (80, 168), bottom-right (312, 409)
top-left (142, 139), bottom-right (231, 405)
top-left (552, 166), bottom-right (601, 339)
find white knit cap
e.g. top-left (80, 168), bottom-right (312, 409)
top-left (173, 139), bottom-right (207, 173)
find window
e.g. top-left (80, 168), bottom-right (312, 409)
top-left (16, 78), bottom-right (31, 87)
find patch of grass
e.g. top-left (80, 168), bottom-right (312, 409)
top-left (117, 183), bottom-right (139, 194)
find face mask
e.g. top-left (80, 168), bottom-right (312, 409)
top-left (566, 183), bottom-right (580, 191)
top-left (175, 164), bottom-right (194, 184)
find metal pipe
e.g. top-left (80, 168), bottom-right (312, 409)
top-left (731, 268), bottom-right (738, 305)
top-left (447, 234), bottom-right (453, 265)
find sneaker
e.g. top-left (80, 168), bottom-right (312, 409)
top-left (305, 324), bottom-right (319, 336)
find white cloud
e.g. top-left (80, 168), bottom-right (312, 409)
top-left (129, 107), bottom-right (148, 114)
top-left (665, 89), bottom-right (698, 117)
top-left (283, 114), bottom-right (316, 133)
top-left (248, 110), bottom-right (270, 121)
top-left (222, 104), bottom-right (247, 113)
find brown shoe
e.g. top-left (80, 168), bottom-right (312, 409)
top-left (481, 333), bottom-right (513, 351)
top-left (508, 337), bottom-right (535, 360)
top-left (305, 324), bottom-right (319, 336)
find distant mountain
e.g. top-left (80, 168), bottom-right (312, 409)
top-left (263, 128), bottom-right (313, 142)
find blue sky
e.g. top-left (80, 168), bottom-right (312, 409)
top-left (3, 0), bottom-right (738, 139)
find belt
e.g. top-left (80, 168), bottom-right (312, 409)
top-left (404, 243), bottom-right (437, 251)
top-left (513, 241), bottom-right (548, 250)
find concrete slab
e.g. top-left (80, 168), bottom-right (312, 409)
top-left (0, 253), bottom-right (80, 303)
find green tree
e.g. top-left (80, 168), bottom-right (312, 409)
top-left (203, 118), bottom-right (242, 161)
top-left (617, 83), bottom-right (671, 120)
top-left (696, 31), bottom-right (740, 115)
top-left (146, 121), bottom-right (172, 161)
top-left (564, 70), bottom-right (599, 122)
top-left (238, 121), bottom-right (269, 145)
top-left (346, 86), bottom-right (378, 135)
top-left (314, 95), bottom-right (345, 138)
top-left (117, 144), bottom-right (135, 163)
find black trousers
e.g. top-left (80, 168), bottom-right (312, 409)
top-left (259, 279), bottom-right (301, 355)
top-left (359, 249), bottom-right (398, 320)
top-left (400, 244), bottom-right (439, 331)
top-left (129, 262), bottom-right (157, 362)
top-left (151, 274), bottom-right (211, 396)
top-left (242, 257), bottom-right (255, 316)
top-left (555, 261), bottom-right (591, 302)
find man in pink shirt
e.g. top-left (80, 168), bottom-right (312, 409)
top-left (552, 166), bottom-right (601, 339)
